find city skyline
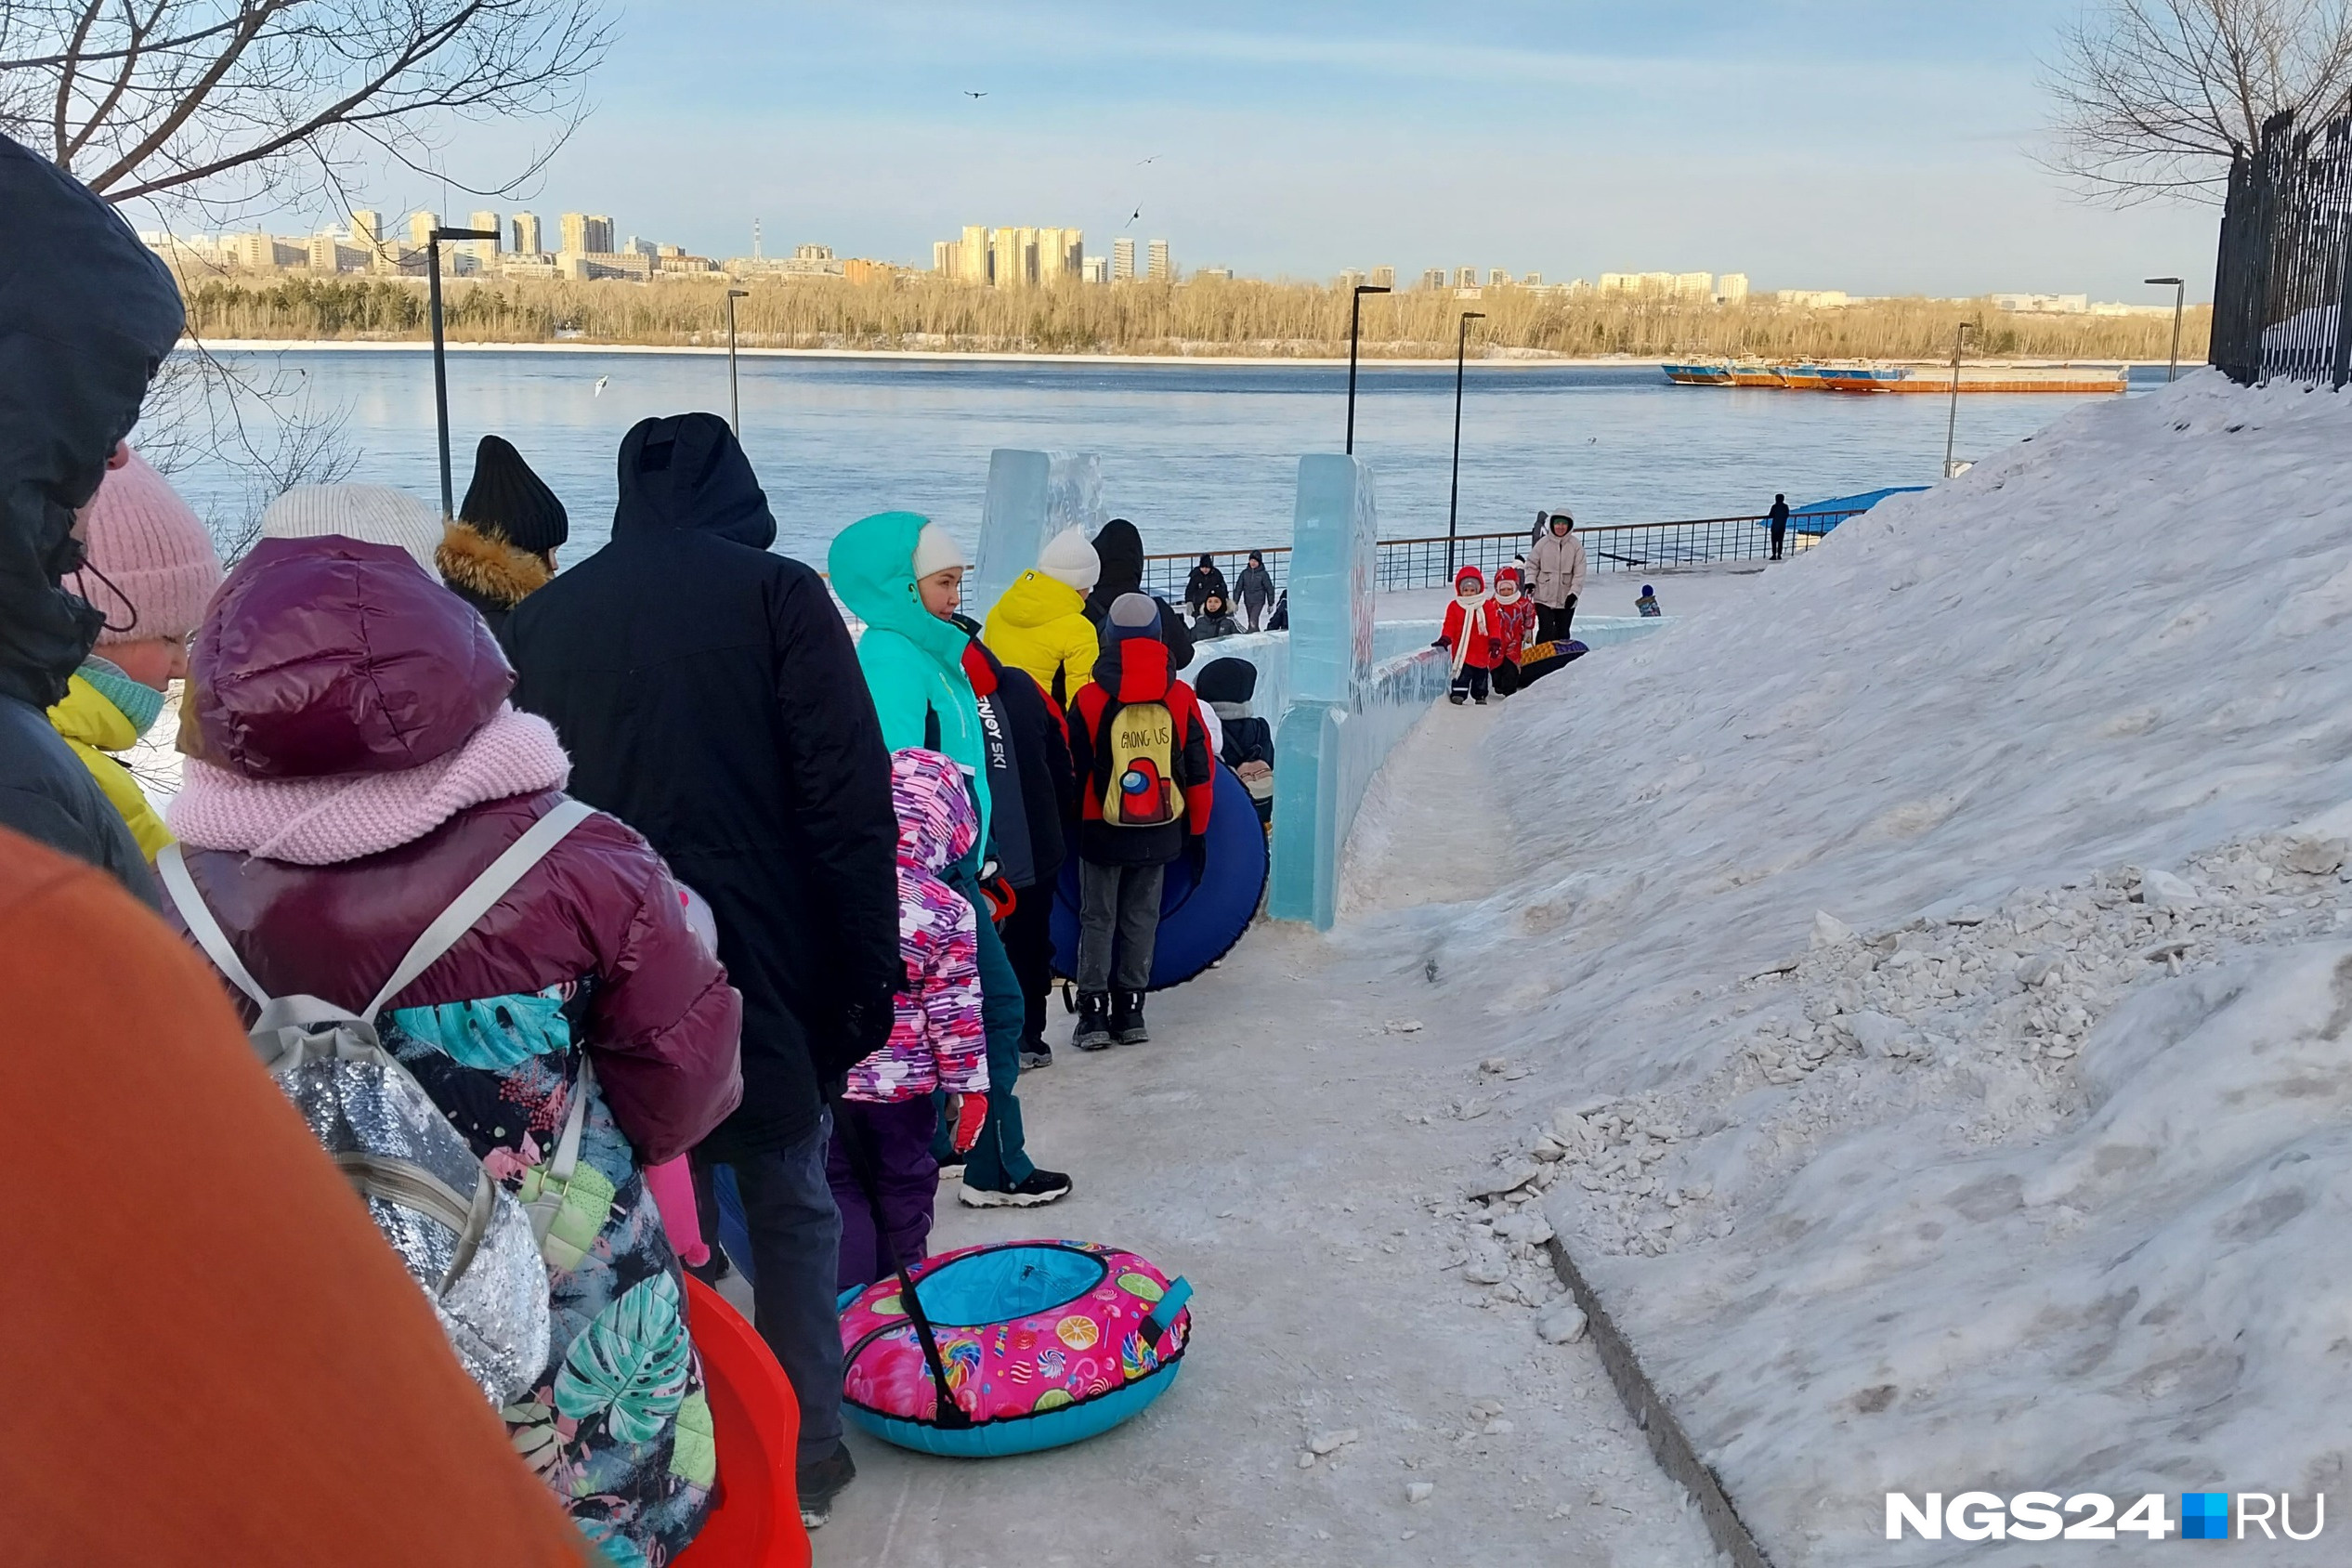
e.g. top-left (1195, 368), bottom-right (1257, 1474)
top-left (159, 3), bottom-right (2220, 303)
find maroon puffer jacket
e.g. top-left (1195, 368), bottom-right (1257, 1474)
top-left (168, 791), bottom-right (741, 1165)
top-left (165, 534), bottom-right (740, 1163)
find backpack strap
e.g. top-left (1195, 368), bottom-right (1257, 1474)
top-left (156, 844), bottom-right (275, 1012)
top-left (361, 799), bottom-right (596, 1022)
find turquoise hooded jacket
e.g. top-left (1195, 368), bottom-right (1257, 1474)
top-left (828, 511), bottom-right (991, 856)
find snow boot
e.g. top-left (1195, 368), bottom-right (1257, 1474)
top-left (797, 1441), bottom-right (856, 1529)
top-left (1020, 1036), bottom-right (1052, 1069)
top-left (1074, 992), bottom-right (1113, 1051)
top-left (960, 1168), bottom-right (1074, 1209)
top-left (1447, 691), bottom-right (1468, 705)
top-left (1111, 989), bottom-right (1149, 1044)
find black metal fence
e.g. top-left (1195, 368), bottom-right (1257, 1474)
top-left (2211, 106), bottom-right (2352, 386)
top-left (1137, 511), bottom-right (1865, 602)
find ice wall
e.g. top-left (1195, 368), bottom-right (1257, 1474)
top-left (1268, 455), bottom-right (1441, 928)
top-left (973, 450), bottom-right (1104, 616)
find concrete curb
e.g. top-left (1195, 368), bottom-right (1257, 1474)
top-left (1543, 1236), bottom-right (1773, 1568)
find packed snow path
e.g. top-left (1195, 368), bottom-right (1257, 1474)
top-left (809, 748), bottom-right (1718, 1568)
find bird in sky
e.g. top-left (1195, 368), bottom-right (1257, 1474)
top-left (593, 375), bottom-right (608, 397)
top-left (1126, 207), bottom-right (1141, 226)
top-left (965, 90), bottom-right (987, 98)
top-left (1136, 154), bottom-right (1161, 165)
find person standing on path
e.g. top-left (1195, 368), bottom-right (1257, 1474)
top-left (1086, 517), bottom-right (1196, 671)
top-left (1234, 550), bottom-right (1275, 632)
top-left (1065, 594), bottom-right (1216, 1050)
top-left (830, 511), bottom-right (1074, 1210)
top-left (438, 435), bottom-right (569, 636)
top-left (0, 134), bottom-right (185, 901)
top-left (161, 530), bottom-right (744, 1565)
top-left (1183, 553), bottom-right (1230, 620)
top-left (980, 524), bottom-right (1100, 707)
top-left (501, 412), bottom-right (903, 1531)
top-left (1768, 493), bottom-right (1791, 561)
top-left (1527, 510), bottom-right (1587, 645)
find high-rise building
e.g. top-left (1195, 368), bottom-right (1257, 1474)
top-left (1672, 271), bottom-right (1713, 302)
top-left (1337, 268), bottom-right (1365, 289)
top-left (560, 213), bottom-right (614, 255)
top-left (1716, 272), bottom-right (1750, 305)
top-left (1370, 266), bottom-right (1395, 290)
top-left (1420, 268), bottom-right (1447, 290)
top-left (1489, 268), bottom-right (1512, 287)
top-left (512, 212), bottom-right (542, 255)
top-left (1112, 237), bottom-right (1135, 281)
top-left (1454, 266), bottom-right (1478, 289)
top-left (987, 227), bottom-right (1035, 287)
top-left (959, 225), bottom-right (988, 283)
top-left (348, 210), bottom-right (385, 262)
top-left (1036, 227), bottom-right (1082, 285)
top-left (1082, 256), bottom-right (1109, 283)
top-left (933, 240), bottom-right (955, 274)
top-left (1146, 239), bottom-right (1170, 281)
top-left (467, 211), bottom-right (501, 249)
top-left (409, 210), bottom-right (438, 250)
top-left (1523, 271), bottom-right (1543, 287)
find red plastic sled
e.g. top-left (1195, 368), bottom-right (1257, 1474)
top-left (672, 1274), bottom-right (811, 1568)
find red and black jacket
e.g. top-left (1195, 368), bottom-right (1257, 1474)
top-left (1065, 634), bottom-right (1214, 869)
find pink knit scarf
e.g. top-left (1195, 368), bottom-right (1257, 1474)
top-left (168, 704), bottom-right (571, 866)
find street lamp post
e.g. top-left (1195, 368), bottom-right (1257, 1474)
top-left (1447, 310), bottom-right (1486, 574)
top-left (426, 227), bottom-right (502, 519)
top-left (1942, 319), bottom-right (1977, 480)
top-left (1346, 283), bottom-right (1391, 454)
top-left (725, 289), bottom-right (751, 435)
top-left (2145, 276), bottom-right (2186, 382)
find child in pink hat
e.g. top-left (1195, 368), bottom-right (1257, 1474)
top-left (51, 446), bottom-right (222, 855)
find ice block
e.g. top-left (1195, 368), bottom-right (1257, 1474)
top-left (973, 449), bottom-right (1104, 619)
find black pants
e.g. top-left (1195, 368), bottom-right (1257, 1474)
top-left (1536, 598), bottom-right (1576, 644)
top-left (1770, 521), bottom-right (1786, 560)
top-left (1450, 664), bottom-right (1490, 702)
top-left (1491, 659), bottom-right (1522, 697)
top-left (1000, 884), bottom-right (1054, 1048)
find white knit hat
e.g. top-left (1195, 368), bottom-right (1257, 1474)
top-left (911, 521), bottom-right (967, 579)
top-left (1036, 525), bottom-right (1101, 594)
top-left (259, 485), bottom-right (442, 575)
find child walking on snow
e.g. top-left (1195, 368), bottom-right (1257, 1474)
top-left (1488, 565), bottom-right (1537, 697)
top-left (828, 748), bottom-right (990, 1290)
top-left (1637, 583), bottom-right (1662, 618)
top-left (1437, 564), bottom-right (1503, 705)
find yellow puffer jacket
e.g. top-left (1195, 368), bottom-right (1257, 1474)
top-left (47, 674), bottom-right (170, 858)
top-left (983, 569), bottom-right (1101, 707)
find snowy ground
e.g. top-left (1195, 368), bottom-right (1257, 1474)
top-left (807, 768), bottom-right (1719, 1568)
top-left (1359, 372), bottom-right (2352, 1565)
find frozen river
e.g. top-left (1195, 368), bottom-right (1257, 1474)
top-left (164, 348), bottom-right (2167, 561)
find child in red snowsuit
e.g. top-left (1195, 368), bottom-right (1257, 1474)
top-left (1436, 564), bottom-right (1503, 705)
top-left (1489, 565), bottom-right (1538, 695)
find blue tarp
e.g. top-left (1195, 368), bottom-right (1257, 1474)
top-left (1773, 486), bottom-right (1930, 535)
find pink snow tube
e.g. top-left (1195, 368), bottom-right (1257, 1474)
top-left (838, 1239), bottom-right (1193, 1457)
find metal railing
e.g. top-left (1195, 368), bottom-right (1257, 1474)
top-left (2211, 106), bottom-right (2352, 386)
top-left (1138, 511), bottom-right (1863, 601)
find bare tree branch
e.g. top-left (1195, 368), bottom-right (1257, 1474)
top-left (2045, 0), bottom-right (2352, 203)
top-left (0, 0), bottom-right (609, 217)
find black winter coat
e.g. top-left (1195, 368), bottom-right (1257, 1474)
top-left (503, 413), bottom-right (902, 1156)
top-left (0, 135), bottom-right (182, 898)
top-left (1183, 562), bottom-right (1230, 615)
top-left (955, 620), bottom-right (1074, 893)
top-left (1085, 518), bottom-right (1196, 671)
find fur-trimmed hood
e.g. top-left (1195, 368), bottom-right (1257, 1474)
top-left (438, 519), bottom-right (553, 612)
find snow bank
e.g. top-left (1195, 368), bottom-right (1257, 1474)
top-left (1402, 373), bottom-right (2352, 1564)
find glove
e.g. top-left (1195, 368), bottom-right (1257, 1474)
top-left (948, 1092), bottom-right (989, 1154)
top-left (1431, 634), bottom-right (1448, 648)
top-left (1487, 637), bottom-right (1501, 662)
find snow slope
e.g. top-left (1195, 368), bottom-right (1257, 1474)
top-left (1382, 373), bottom-right (2352, 1564)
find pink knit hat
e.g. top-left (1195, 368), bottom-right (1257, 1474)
top-left (64, 448), bottom-right (223, 647)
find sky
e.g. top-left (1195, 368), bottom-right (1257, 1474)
top-left (267, 0), bottom-right (2220, 299)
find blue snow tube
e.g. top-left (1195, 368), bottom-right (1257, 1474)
top-left (1051, 764), bottom-right (1268, 990)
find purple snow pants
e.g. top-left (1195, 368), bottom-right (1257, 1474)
top-left (825, 1097), bottom-right (941, 1292)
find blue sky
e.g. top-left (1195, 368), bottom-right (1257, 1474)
top-left (349, 0), bottom-right (2215, 299)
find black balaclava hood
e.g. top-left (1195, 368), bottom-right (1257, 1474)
top-left (612, 412), bottom-right (777, 549)
top-left (1195, 656), bottom-right (1259, 705)
top-left (0, 134), bottom-right (185, 709)
top-left (1088, 517), bottom-right (1145, 619)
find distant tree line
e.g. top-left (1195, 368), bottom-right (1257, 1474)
top-left (176, 275), bottom-right (2210, 362)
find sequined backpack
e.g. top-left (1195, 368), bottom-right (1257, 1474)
top-left (157, 801), bottom-right (595, 1404)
